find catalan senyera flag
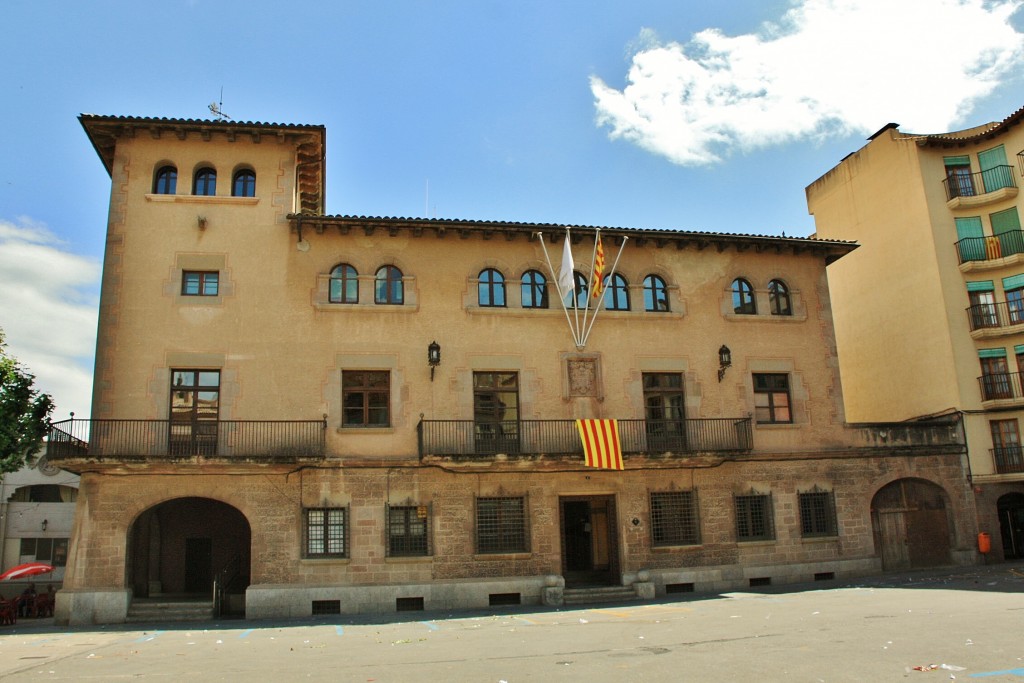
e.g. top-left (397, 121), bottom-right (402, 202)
top-left (576, 419), bottom-right (624, 470)
top-left (590, 238), bottom-right (605, 299)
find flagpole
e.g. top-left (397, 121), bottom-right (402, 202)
top-left (581, 229), bottom-right (600, 337)
top-left (580, 235), bottom-right (629, 347)
top-left (536, 230), bottom-right (581, 348)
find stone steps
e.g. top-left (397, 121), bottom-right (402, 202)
top-left (127, 599), bottom-right (213, 623)
top-left (562, 585), bottom-right (640, 606)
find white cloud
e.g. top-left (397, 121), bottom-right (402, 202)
top-left (591, 0), bottom-right (1024, 165)
top-left (0, 218), bottom-right (99, 420)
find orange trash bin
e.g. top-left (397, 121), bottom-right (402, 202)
top-left (978, 532), bottom-right (992, 554)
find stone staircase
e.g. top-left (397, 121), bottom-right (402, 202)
top-left (562, 585), bottom-right (640, 607)
top-left (126, 598), bottom-right (214, 623)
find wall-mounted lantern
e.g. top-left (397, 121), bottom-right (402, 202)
top-left (717, 345), bottom-right (732, 382)
top-left (428, 341), bottom-right (441, 381)
top-left (41, 519), bottom-right (48, 532)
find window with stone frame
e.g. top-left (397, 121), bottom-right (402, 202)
top-left (768, 279), bottom-right (792, 316)
top-left (753, 373), bottom-right (792, 424)
top-left (475, 496), bottom-right (528, 553)
top-left (732, 278), bottom-right (756, 314)
top-left (650, 490), bottom-right (700, 546)
top-left (387, 504), bottom-right (431, 557)
top-left (735, 491), bottom-right (774, 541)
top-left (181, 270), bottom-right (219, 296)
top-left (342, 370), bottom-right (390, 427)
top-left (478, 268), bottom-right (506, 307)
top-left (521, 270), bottom-right (549, 309)
top-left (643, 274), bottom-right (670, 312)
top-left (798, 488), bottom-right (838, 538)
top-left (305, 507), bottom-right (347, 558)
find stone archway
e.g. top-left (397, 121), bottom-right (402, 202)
top-left (871, 478), bottom-right (953, 570)
top-left (127, 498), bottom-right (251, 601)
top-left (997, 493), bottom-right (1024, 560)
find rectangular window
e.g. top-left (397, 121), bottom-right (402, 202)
top-left (968, 289), bottom-right (998, 329)
top-left (170, 369), bottom-right (220, 456)
top-left (476, 496), bottom-right (528, 554)
top-left (643, 373), bottom-right (686, 452)
top-left (650, 491), bottom-right (700, 546)
top-left (305, 508), bottom-right (347, 558)
top-left (19, 538), bottom-right (69, 567)
top-left (387, 504), bottom-right (430, 557)
top-left (991, 419), bottom-right (1023, 473)
top-left (182, 271), bottom-right (219, 296)
top-left (979, 354), bottom-right (1011, 400)
top-left (735, 492), bottom-right (774, 541)
top-left (342, 371), bottom-right (390, 427)
top-left (473, 372), bottom-right (520, 453)
top-left (798, 489), bottom-right (838, 538)
top-left (753, 373), bottom-right (792, 424)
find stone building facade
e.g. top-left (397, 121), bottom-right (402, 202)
top-left (49, 114), bottom-right (974, 625)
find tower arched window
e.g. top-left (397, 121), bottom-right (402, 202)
top-left (375, 265), bottom-right (404, 304)
top-left (193, 167), bottom-right (217, 196)
top-left (153, 165), bottom-right (177, 194)
top-left (478, 268), bottom-right (506, 307)
top-left (329, 264), bottom-right (359, 303)
top-left (732, 278), bottom-right (756, 315)
top-left (232, 169), bottom-right (256, 197)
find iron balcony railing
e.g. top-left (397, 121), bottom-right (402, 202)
top-left (978, 372), bottom-right (1024, 402)
top-left (943, 165), bottom-right (1016, 201)
top-left (46, 418), bottom-right (327, 460)
top-left (992, 446), bottom-right (1024, 474)
top-left (966, 301), bottom-right (1024, 331)
top-left (417, 418), bottom-right (753, 459)
top-left (956, 230), bottom-right (1024, 264)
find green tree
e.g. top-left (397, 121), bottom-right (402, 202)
top-left (0, 330), bottom-right (54, 473)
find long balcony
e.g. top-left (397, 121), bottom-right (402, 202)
top-left (992, 446), bottom-right (1024, 474)
top-left (46, 418), bottom-right (327, 462)
top-left (978, 373), bottom-right (1024, 403)
top-left (956, 230), bottom-right (1024, 265)
top-left (966, 301), bottom-right (1024, 333)
top-left (417, 418), bottom-right (754, 460)
top-left (944, 165), bottom-right (1017, 203)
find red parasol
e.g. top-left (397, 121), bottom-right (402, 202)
top-left (0, 562), bottom-right (54, 581)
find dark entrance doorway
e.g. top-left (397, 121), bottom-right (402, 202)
top-left (128, 497), bottom-right (250, 601)
top-left (871, 478), bottom-right (953, 570)
top-left (998, 493), bottom-right (1024, 559)
top-left (560, 496), bottom-right (618, 586)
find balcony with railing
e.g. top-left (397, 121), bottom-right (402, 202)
top-left (46, 418), bottom-right (327, 463)
top-left (944, 165), bottom-right (1017, 206)
top-left (956, 230), bottom-right (1024, 265)
top-left (966, 301), bottom-right (1024, 334)
top-left (417, 418), bottom-right (754, 460)
top-left (992, 446), bottom-right (1024, 474)
top-left (977, 372), bottom-right (1024, 403)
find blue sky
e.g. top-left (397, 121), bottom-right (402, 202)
top-left (1, 0), bottom-right (1023, 419)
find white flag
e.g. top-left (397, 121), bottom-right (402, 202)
top-left (558, 233), bottom-right (574, 296)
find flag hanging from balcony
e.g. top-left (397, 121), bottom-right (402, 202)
top-left (576, 419), bottom-right (624, 470)
top-left (590, 238), bottom-right (605, 299)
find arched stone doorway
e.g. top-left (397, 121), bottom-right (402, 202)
top-left (128, 498), bottom-right (251, 602)
top-left (871, 478), bottom-right (953, 570)
top-left (997, 493), bottom-right (1024, 560)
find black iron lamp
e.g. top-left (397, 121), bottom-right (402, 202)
top-left (428, 341), bottom-right (441, 381)
top-left (717, 345), bottom-right (732, 382)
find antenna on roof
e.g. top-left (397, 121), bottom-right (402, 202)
top-left (208, 87), bottom-right (230, 121)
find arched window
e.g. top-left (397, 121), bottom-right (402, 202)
top-left (732, 278), bottom-right (756, 314)
top-left (478, 268), bottom-right (506, 307)
top-left (232, 169), bottom-right (256, 197)
top-left (153, 165), bottom-right (177, 194)
top-left (643, 274), bottom-right (669, 312)
top-left (768, 279), bottom-right (792, 316)
top-left (375, 265), bottom-right (404, 304)
top-left (329, 264), bottom-right (359, 303)
top-left (571, 271), bottom-right (589, 308)
top-left (604, 273), bottom-right (630, 311)
top-left (193, 167), bottom-right (217, 196)
top-left (521, 270), bottom-right (548, 309)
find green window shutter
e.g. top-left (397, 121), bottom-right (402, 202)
top-left (955, 216), bottom-right (984, 238)
top-left (991, 207), bottom-right (1022, 235)
top-left (967, 281), bottom-right (994, 292)
top-left (1003, 274), bottom-right (1024, 291)
top-left (979, 145), bottom-right (1008, 171)
top-left (944, 155), bottom-right (970, 167)
top-left (979, 348), bottom-right (1007, 359)
top-left (1014, 345), bottom-right (1024, 356)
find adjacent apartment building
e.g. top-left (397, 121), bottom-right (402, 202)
top-left (47, 114), bottom-right (972, 625)
top-left (807, 105), bottom-right (1024, 561)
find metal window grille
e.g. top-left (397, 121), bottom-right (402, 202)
top-left (387, 504), bottom-right (431, 557)
top-left (650, 490), bottom-right (700, 546)
top-left (305, 507), bottom-right (347, 558)
top-left (798, 489), bottom-right (838, 537)
top-left (475, 496), bottom-right (528, 553)
top-left (735, 492), bottom-right (774, 541)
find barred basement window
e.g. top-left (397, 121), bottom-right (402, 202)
top-left (476, 496), bottom-right (528, 553)
top-left (735, 492), bottom-right (774, 541)
top-left (650, 491), bottom-right (700, 546)
top-left (387, 504), bottom-right (430, 556)
top-left (305, 508), bottom-right (347, 558)
top-left (799, 488), bottom-right (838, 538)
